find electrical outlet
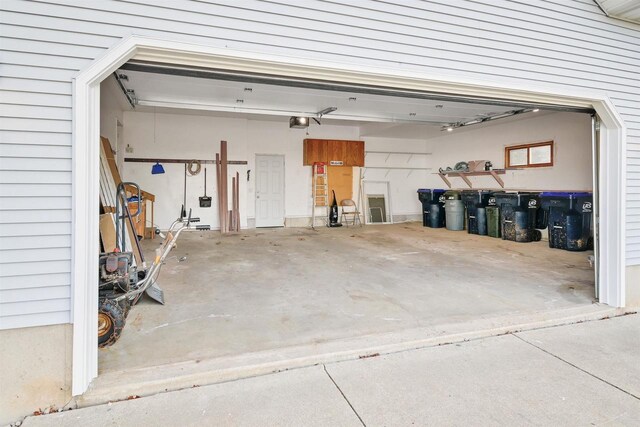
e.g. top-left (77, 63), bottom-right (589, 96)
top-left (125, 145), bottom-right (134, 153)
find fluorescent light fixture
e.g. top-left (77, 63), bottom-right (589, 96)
top-left (289, 116), bottom-right (309, 128)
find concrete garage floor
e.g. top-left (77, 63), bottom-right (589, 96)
top-left (91, 222), bottom-right (603, 403)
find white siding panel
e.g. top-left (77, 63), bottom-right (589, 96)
top-left (0, 170), bottom-right (71, 184)
top-left (0, 143), bottom-right (72, 158)
top-left (0, 117), bottom-right (71, 133)
top-left (1, 0), bottom-right (639, 328)
top-left (0, 131), bottom-right (72, 146)
top-left (0, 311), bottom-right (69, 329)
top-left (0, 184), bottom-right (71, 198)
top-left (1, 37), bottom-right (107, 59)
top-left (0, 285), bottom-right (70, 304)
top-left (0, 49), bottom-right (91, 70)
top-left (0, 272), bottom-right (69, 291)
top-left (0, 104), bottom-right (72, 121)
top-left (0, 77), bottom-right (72, 95)
top-left (0, 298), bottom-right (70, 317)
top-left (0, 23), bottom-right (120, 47)
top-left (0, 209), bottom-right (71, 224)
top-left (0, 91), bottom-right (72, 109)
top-left (0, 247), bottom-right (70, 264)
top-left (0, 197), bottom-right (71, 210)
top-left (0, 234), bottom-right (71, 251)
top-left (0, 63), bottom-right (79, 82)
top-left (0, 260), bottom-right (71, 277)
top-left (0, 157), bottom-right (71, 171)
top-left (0, 221), bottom-right (71, 237)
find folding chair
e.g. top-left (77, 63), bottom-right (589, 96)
top-left (340, 199), bottom-right (362, 227)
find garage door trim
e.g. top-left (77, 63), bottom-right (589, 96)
top-left (72, 34), bottom-right (626, 397)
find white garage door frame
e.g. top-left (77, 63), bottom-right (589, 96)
top-left (71, 35), bottom-right (627, 395)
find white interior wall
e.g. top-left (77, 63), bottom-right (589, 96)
top-left (121, 111), bottom-right (358, 229)
top-left (421, 111), bottom-right (593, 191)
top-left (99, 77), bottom-right (128, 171)
top-left (115, 109), bottom-right (591, 229)
top-left (359, 137), bottom-right (432, 220)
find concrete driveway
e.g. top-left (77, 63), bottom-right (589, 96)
top-left (20, 313), bottom-right (640, 426)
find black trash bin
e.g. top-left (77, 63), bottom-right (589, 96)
top-left (417, 189), bottom-right (447, 228)
top-left (540, 192), bottom-right (593, 251)
top-left (493, 192), bottom-right (542, 243)
top-left (461, 190), bottom-right (492, 235)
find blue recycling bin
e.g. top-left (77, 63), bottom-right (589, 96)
top-left (540, 192), bottom-right (593, 251)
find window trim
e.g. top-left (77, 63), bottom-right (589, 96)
top-left (505, 140), bottom-right (554, 168)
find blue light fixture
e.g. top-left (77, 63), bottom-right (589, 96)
top-left (151, 162), bottom-right (165, 174)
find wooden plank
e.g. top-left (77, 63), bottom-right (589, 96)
top-left (231, 175), bottom-right (236, 232)
top-left (99, 136), bottom-right (142, 264)
top-left (235, 171), bottom-right (240, 231)
top-left (100, 136), bottom-right (121, 186)
top-left (438, 173), bottom-right (452, 188)
top-left (454, 173), bottom-right (473, 188)
top-left (99, 138), bottom-right (116, 208)
top-left (490, 170), bottom-right (505, 188)
top-left (216, 152), bottom-right (222, 232)
top-left (328, 166), bottom-right (353, 203)
top-left (221, 141), bottom-right (228, 234)
top-left (99, 213), bottom-right (116, 252)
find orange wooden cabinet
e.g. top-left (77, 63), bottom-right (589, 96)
top-left (303, 139), bottom-right (364, 166)
top-left (345, 140), bottom-right (364, 166)
top-left (303, 139), bottom-right (327, 165)
top-left (327, 140), bottom-right (346, 164)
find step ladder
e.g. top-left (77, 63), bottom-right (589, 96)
top-left (311, 162), bottom-right (329, 228)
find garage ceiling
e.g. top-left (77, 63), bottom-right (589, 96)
top-left (115, 61), bottom-right (592, 136)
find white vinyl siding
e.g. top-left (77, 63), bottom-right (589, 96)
top-left (1, 0), bottom-right (640, 329)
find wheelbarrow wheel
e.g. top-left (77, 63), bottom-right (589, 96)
top-left (98, 298), bottom-right (126, 348)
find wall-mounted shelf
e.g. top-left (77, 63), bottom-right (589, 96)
top-left (438, 169), bottom-right (510, 188)
top-left (364, 166), bottom-right (433, 178)
top-left (365, 151), bottom-right (432, 163)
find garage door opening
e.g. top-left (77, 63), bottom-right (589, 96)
top-left (74, 37), bottom-right (623, 400)
top-left (90, 59), bottom-right (605, 393)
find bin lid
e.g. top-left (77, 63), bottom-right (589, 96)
top-left (417, 188), bottom-right (446, 193)
top-left (540, 191), bottom-right (592, 198)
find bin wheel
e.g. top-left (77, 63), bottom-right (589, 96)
top-left (98, 298), bottom-right (126, 348)
top-left (532, 230), bottom-right (542, 242)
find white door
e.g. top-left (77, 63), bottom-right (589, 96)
top-left (255, 155), bottom-right (285, 227)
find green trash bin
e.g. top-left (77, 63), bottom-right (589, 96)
top-left (486, 193), bottom-right (503, 238)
